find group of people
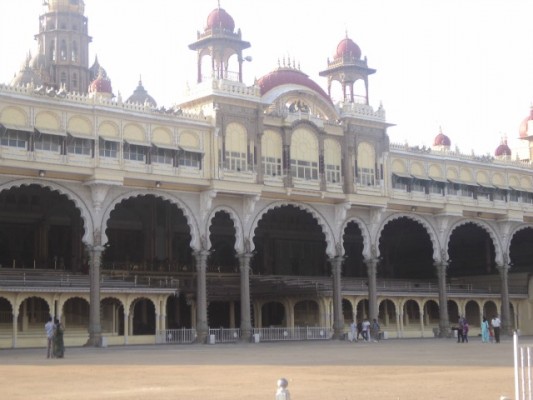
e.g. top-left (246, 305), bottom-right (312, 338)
top-left (44, 316), bottom-right (65, 359)
top-left (456, 314), bottom-right (501, 344)
top-left (349, 318), bottom-right (381, 343)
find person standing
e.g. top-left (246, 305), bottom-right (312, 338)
top-left (481, 316), bottom-right (490, 343)
top-left (349, 320), bottom-right (357, 342)
top-left (462, 319), bottom-right (469, 343)
top-left (491, 315), bottom-right (501, 343)
top-left (371, 318), bottom-right (380, 342)
top-left (44, 316), bottom-right (55, 359)
top-left (457, 316), bottom-right (465, 343)
top-left (362, 318), bottom-right (371, 342)
top-left (53, 318), bottom-right (65, 358)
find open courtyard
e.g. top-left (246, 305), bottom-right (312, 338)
top-left (0, 336), bottom-right (522, 400)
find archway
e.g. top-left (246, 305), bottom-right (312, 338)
top-left (378, 299), bottom-right (396, 328)
top-left (509, 227), bottom-right (533, 273)
top-left (0, 297), bottom-right (12, 334)
top-left (251, 205), bottom-right (327, 276)
top-left (342, 221), bottom-right (365, 277)
top-left (378, 217), bottom-right (434, 279)
top-left (208, 211), bottom-right (238, 273)
top-left (342, 299), bottom-right (353, 326)
top-left (403, 300), bottom-right (420, 328)
top-left (0, 184), bottom-right (85, 271)
top-left (62, 297), bottom-right (89, 329)
top-left (448, 222), bottom-right (496, 276)
top-left (483, 301), bottom-right (498, 320)
top-left (17, 297), bottom-right (50, 332)
top-left (131, 298), bottom-right (155, 335)
top-left (262, 301), bottom-right (285, 327)
top-left (294, 300), bottom-right (319, 326)
top-left (101, 297), bottom-right (124, 335)
top-left (166, 293), bottom-right (192, 329)
top-left (103, 195), bottom-right (192, 272)
top-left (423, 300), bottom-right (439, 326)
top-left (465, 300), bottom-right (480, 327)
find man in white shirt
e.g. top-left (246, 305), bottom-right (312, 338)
top-left (491, 315), bottom-right (501, 343)
top-left (44, 316), bottom-right (55, 358)
top-left (362, 318), bottom-right (371, 342)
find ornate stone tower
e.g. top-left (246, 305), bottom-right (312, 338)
top-left (188, 5), bottom-right (251, 83)
top-left (319, 35), bottom-right (376, 105)
top-left (32, 0), bottom-right (92, 92)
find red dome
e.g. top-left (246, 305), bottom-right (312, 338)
top-left (257, 68), bottom-right (332, 104)
top-left (206, 8), bottom-right (235, 32)
top-left (335, 38), bottom-right (361, 60)
top-left (433, 132), bottom-right (451, 147)
top-left (495, 140), bottom-right (511, 157)
top-left (89, 75), bottom-right (112, 94)
top-left (519, 107), bottom-right (533, 138)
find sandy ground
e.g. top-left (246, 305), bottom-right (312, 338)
top-left (0, 336), bottom-right (522, 400)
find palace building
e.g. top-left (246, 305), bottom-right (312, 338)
top-left (1, 0), bottom-right (533, 348)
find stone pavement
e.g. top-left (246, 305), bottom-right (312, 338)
top-left (0, 336), bottom-right (521, 400)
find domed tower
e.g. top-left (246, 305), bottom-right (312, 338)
top-left (188, 5), bottom-right (251, 83)
top-left (32, 0), bottom-right (92, 92)
top-left (88, 69), bottom-right (113, 100)
top-left (126, 78), bottom-right (157, 107)
top-left (432, 127), bottom-right (451, 151)
top-left (494, 136), bottom-right (511, 160)
top-left (319, 34), bottom-right (376, 104)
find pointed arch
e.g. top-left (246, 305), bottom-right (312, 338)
top-left (0, 179), bottom-right (94, 245)
top-left (205, 205), bottom-right (244, 253)
top-left (376, 213), bottom-right (441, 261)
top-left (445, 219), bottom-right (503, 265)
top-left (340, 217), bottom-right (372, 259)
top-left (248, 201), bottom-right (335, 257)
top-left (100, 190), bottom-right (199, 250)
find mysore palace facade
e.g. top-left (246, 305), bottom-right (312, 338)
top-left (1, 0), bottom-right (533, 348)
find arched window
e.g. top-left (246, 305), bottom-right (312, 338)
top-left (71, 41), bottom-right (78, 62)
top-left (356, 142), bottom-right (375, 186)
top-left (49, 42), bottom-right (56, 61)
top-left (224, 123), bottom-right (248, 172)
top-left (60, 40), bottom-right (67, 61)
top-left (290, 128), bottom-right (318, 180)
top-left (72, 73), bottom-right (78, 90)
top-left (261, 130), bottom-right (282, 177)
top-left (60, 72), bottom-right (67, 86)
top-left (324, 138), bottom-right (342, 183)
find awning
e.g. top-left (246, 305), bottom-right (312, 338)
top-left (179, 145), bottom-right (204, 154)
top-left (152, 142), bottom-right (179, 150)
top-left (0, 123), bottom-right (31, 132)
top-left (493, 183), bottom-right (509, 190)
top-left (98, 135), bottom-right (122, 143)
top-left (429, 176), bottom-right (448, 183)
top-left (34, 127), bottom-right (67, 137)
top-left (411, 174), bottom-right (430, 181)
top-left (68, 131), bottom-right (95, 141)
top-left (477, 182), bottom-right (496, 189)
top-left (392, 171), bottom-right (411, 179)
top-left (124, 139), bottom-right (151, 147)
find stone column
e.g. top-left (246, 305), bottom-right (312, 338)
top-left (239, 252), bottom-right (253, 342)
top-left (123, 311), bottom-right (129, 345)
top-left (330, 256), bottom-right (344, 339)
top-left (497, 264), bottom-right (512, 334)
top-left (435, 262), bottom-right (450, 337)
top-left (12, 311), bottom-right (18, 349)
top-left (194, 250), bottom-right (209, 343)
top-left (365, 258), bottom-right (378, 321)
top-left (86, 245), bottom-right (104, 347)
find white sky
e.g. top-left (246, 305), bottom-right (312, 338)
top-left (1, 0), bottom-right (533, 156)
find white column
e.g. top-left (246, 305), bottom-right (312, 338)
top-left (239, 252), bottom-right (253, 341)
top-left (12, 311), bottom-right (18, 348)
top-left (123, 312), bottom-right (129, 345)
top-left (330, 256), bottom-right (344, 340)
top-left (420, 311), bottom-right (425, 338)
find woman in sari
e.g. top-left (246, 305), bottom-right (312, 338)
top-left (481, 316), bottom-right (490, 343)
top-left (53, 319), bottom-right (65, 358)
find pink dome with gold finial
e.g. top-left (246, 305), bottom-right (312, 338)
top-left (206, 7), bottom-right (235, 32)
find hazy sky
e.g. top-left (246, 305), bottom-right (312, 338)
top-left (1, 0), bottom-right (533, 156)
